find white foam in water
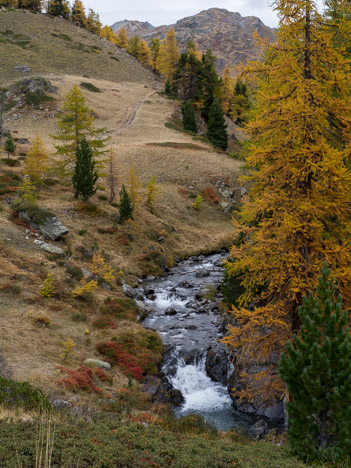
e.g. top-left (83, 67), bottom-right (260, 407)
top-left (171, 361), bottom-right (232, 413)
top-left (150, 291), bottom-right (187, 311)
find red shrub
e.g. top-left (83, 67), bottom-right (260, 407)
top-left (92, 317), bottom-right (116, 329)
top-left (96, 342), bottom-right (144, 381)
top-left (56, 365), bottom-right (112, 395)
top-left (202, 186), bottom-right (219, 205)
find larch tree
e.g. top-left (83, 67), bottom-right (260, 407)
top-left (24, 133), bottom-right (48, 183)
top-left (86, 9), bottom-right (102, 35)
top-left (137, 40), bottom-right (152, 66)
top-left (107, 149), bottom-right (118, 205)
top-left (71, 0), bottom-right (86, 28)
top-left (127, 35), bottom-right (141, 57)
top-left (150, 38), bottom-right (161, 72)
top-left (159, 28), bottom-right (179, 83)
top-left (222, 0), bottom-right (351, 409)
top-left (100, 26), bottom-right (117, 44)
top-left (279, 264), bottom-right (351, 462)
top-left (126, 167), bottom-right (142, 209)
top-left (52, 85), bottom-right (107, 175)
top-left (116, 27), bottom-right (128, 49)
top-left (221, 65), bottom-right (234, 114)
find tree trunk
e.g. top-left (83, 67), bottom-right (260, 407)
top-left (319, 410), bottom-right (328, 450)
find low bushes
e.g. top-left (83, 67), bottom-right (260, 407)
top-left (96, 330), bottom-right (162, 381)
top-left (56, 366), bottom-right (112, 396)
top-left (0, 376), bottom-right (49, 410)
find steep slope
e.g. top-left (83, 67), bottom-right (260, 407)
top-left (111, 8), bottom-right (276, 71)
top-left (110, 19), bottom-right (154, 36)
top-left (0, 9), bottom-right (156, 86)
top-left (0, 10), bottom-right (244, 404)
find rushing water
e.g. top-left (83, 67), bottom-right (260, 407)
top-left (141, 252), bottom-right (255, 431)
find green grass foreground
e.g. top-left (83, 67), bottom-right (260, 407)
top-left (0, 415), bottom-right (309, 468)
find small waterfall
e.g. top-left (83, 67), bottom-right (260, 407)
top-left (141, 252), bottom-right (255, 431)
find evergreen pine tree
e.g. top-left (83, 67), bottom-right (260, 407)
top-left (49, 0), bottom-right (70, 18)
top-left (165, 79), bottom-right (171, 95)
top-left (4, 132), bottom-right (16, 159)
top-left (118, 185), bottom-right (133, 223)
top-left (182, 101), bottom-right (197, 133)
top-left (207, 99), bottom-right (228, 150)
top-left (279, 263), bottom-right (351, 462)
top-left (72, 138), bottom-right (98, 201)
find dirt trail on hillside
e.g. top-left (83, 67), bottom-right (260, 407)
top-left (110, 91), bottom-right (157, 135)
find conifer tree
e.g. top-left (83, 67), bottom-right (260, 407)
top-left (146, 176), bottom-right (158, 207)
top-left (71, 0), bottom-right (86, 28)
top-left (279, 264), bottom-right (351, 462)
top-left (21, 0), bottom-right (41, 11)
top-left (150, 38), bottom-right (161, 72)
top-left (222, 0), bottom-right (351, 407)
top-left (53, 85), bottom-right (107, 175)
top-left (107, 150), bottom-right (118, 205)
top-left (221, 65), bottom-right (235, 114)
top-left (200, 49), bottom-right (221, 120)
top-left (4, 132), bottom-right (15, 159)
top-left (49, 0), bottom-right (70, 18)
top-left (24, 133), bottom-right (48, 183)
top-left (86, 9), bottom-right (102, 35)
top-left (164, 79), bottom-right (171, 95)
top-left (20, 176), bottom-right (37, 203)
top-left (159, 28), bottom-right (179, 83)
top-left (118, 185), bottom-right (133, 223)
top-left (182, 101), bottom-right (197, 133)
top-left (126, 167), bottom-right (142, 208)
top-left (72, 138), bottom-right (98, 201)
top-left (207, 98), bottom-right (228, 150)
top-left (127, 35), bottom-right (140, 57)
top-left (116, 27), bottom-right (128, 49)
top-left (137, 40), bottom-right (152, 66)
top-left (100, 26), bottom-right (117, 44)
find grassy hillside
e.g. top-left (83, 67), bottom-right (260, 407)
top-left (0, 9), bottom-right (156, 86)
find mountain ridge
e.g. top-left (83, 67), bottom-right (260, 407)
top-left (111, 8), bottom-right (276, 71)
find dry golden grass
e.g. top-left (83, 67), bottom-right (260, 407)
top-left (0, 12), bottom-right (244, 407)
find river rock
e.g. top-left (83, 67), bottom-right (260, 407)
top-left (248, 419), bottom-right (268, 439)
top-left (165, 307), bottom-right (177, 316)
top-left (227, 361), bottom-right (284, 421)
top-left (178, 280), bottom-right (193, 288)
top-left (122, 284), bottom-right (136, 298)
top-left (141, 376), bottom-right (184, 405)
top-left (135, 300), bottom-right (153, 320)
top-left (195, 268), bottom-right (210, 277)
top-left (144, 286), bottom-right (155, 296)
top-left (84, 359), bottom-right (111, 370)
top-left (205, 344), bottom-right (230, 386)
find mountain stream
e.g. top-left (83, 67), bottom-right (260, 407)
top-left (140, 252), bottom-right (255, 431)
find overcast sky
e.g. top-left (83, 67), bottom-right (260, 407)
top-left (82, 0), bottom-right (325, 29)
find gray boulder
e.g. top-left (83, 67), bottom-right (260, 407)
top-left (14, 65), bottom-right (31, 73)
top-left (122, 284), bottom-right (135, 298)
top-left (135, 300), bottom-right (153, 320)
top-left (34, 240), bottom-right (64, 255)
top-left (141, 376), bottom-right (184, 406)
top-left (205, 344), bottom-right (230, 386)
top-left (38, 217), bottom-right (68, 240)
top-left (195, 268), bottom-right (210, 277)
top-left (248, 419), bottom-right (268, 439)
top-left (84, 359), bottom-right (111, 370)
top-left (165, 307), bottom-right (177, 316)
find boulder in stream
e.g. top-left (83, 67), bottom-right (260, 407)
top-left (165, 307), bottom-right (177, 316)
top-left (141, 376), bottom-right (184, 406)
top-left (205, 344), bottom-right (230, 386)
